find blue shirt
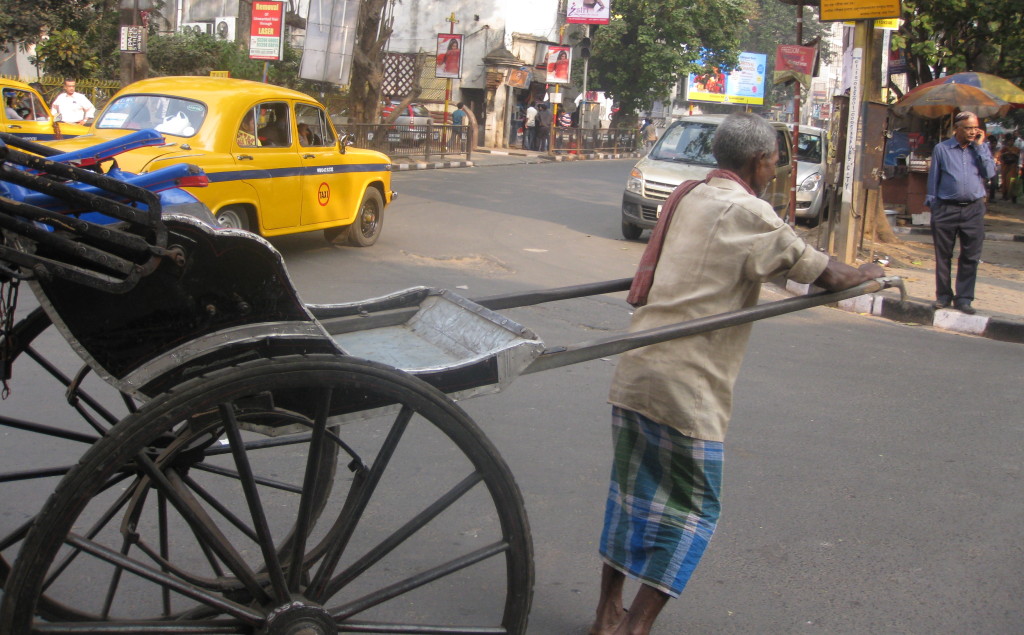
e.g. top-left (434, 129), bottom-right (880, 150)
top-left (925, 137), bottom-right (996, 208)
top-left (451, 109), bottom-right (466, 126)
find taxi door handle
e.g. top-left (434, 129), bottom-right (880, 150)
top-left (236, 154), bottom-right (253, 160)
top-left (8, 125), bottom-right (21, 129)
top-left (302, 154), bottom-right (315, 159)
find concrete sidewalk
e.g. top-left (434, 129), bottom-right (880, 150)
top-left (389, 146), bottom-right (641, 171)
top-left (388, 150), bottom-right (1024, 345)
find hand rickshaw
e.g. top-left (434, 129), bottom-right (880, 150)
top-left (0, 131), bottom-right (903, 634)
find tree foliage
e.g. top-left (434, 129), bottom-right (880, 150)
top-left (1, 0), bottom-right (122, 78)
top-left (893, 0), bottom-right (1024, 90)
top-left (741, 1), bottom-right (831, 108)
top-left (31, 28), bottom-right (101, 79)
top-left (587, 0), bottom-right (751, 119)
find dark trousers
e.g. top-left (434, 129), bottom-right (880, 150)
top-left (930, 199), bottom-right (986, 304)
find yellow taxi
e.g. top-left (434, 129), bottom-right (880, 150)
top-left (46, 77), bottom-right (394, 245)
top-left (1, 78), bottom-right (90, 141)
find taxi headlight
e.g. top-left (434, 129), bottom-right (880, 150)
top-left (625, 168), bottom-right (644, 194)
top-left (798, 172), bottom-right (822, 192)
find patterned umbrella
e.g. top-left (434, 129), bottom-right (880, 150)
top-left (904, 72), bottom-right (1024, 104)
top-left (892, 82), bottom-right (1011, 119)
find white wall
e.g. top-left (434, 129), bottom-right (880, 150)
top-left (388, 0), bottom-right (562, 89)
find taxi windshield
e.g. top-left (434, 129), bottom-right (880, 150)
top-left (96, 94), bottom-right (207, 137)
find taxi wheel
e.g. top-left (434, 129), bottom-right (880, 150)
top-left (348, 188), bottom-right (383, 247)
top-left (215, 205), bottom-right (251, 232)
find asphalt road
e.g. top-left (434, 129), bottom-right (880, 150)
top-left (2, 159), bottom-right (1022, 633)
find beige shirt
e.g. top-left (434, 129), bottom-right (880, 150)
top-left (608, 177), bottom-right (829, 442)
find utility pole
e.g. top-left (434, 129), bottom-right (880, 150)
top-left (787, 2), bottom-right (804, 226)
top-left (834, 20), bottom-right (873, 264)
top-left (119, 0), bottom-right (149, 85)
top-left (443, 12), bottom-right (458, 125)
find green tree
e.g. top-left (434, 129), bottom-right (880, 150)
top-left (587, 0), bottom-right (752, 121)
top-left (31, 28), bottom-right (100, 79)
top-left (893, 0), bottom-right (1024, 91)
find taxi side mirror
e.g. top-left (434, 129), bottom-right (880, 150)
top-left (338, 133), bottom-right (355, 153)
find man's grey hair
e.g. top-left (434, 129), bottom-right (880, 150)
top-left (712, 113), bottom-right (778, 170)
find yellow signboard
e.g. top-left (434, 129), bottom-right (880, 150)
top-left (821, 0), bottom-right (901, 21)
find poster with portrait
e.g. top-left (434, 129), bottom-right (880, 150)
top-left (566, 0), bottom-right (611, 24)
top-left (546, 45), bottom-right (572, 84)
top-left (685, 52), bottom-right (767, 105)
top-left (435, 33), bottom-right (463, 79)
top-left (507, 67), bottom-right (532, 89)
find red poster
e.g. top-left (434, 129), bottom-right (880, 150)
top-left (546, 46), bottom-right (572, 84)
top-left (250, 1), bottom-right (285, 61)
top-left (435, 34), bottom-right (463, 79)
top-left (773, 44), bottom-right (817, 88)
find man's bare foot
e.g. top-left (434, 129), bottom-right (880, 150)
top-left (588, 607), bottom-right (626, 635)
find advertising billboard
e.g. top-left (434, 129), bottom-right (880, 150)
top-left (249, 1), bottom-right (285, 61)
top-left (435, 34), bottom-right (463, 79)
top-left (685, 52), bottom-right (767, 105)
top-left (546, 45), bottom-right (572, 84)
top-left (566, 0), bottom-right (610, 25)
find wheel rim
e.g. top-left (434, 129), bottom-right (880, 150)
top-left (2, 356), bottom-right (533, 634)
top-left (356, 198), bottom-right (379, 240)
top-left (216, 208), bottom-right (246, 230)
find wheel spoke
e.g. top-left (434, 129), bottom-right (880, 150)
top-left (135, 453), bottom-right (272, 605)
top-left (287, 385), bottom-right (333, 592)
top-left (42, 472), bottom-right (136, 594)
top-left (329, 541), bottom-right (511, 622)
top-left (64, 533), bottom-right (262, 624)
top-left (336, 622), bottom-right (508, 634)
top-left (180, 472), bottom-right (259, 541)
top-left (32, 620), bottom-right (245, 633)
top-left (323, 471), bottom-right (484, 599)
top-left (191, 461), bottom-right (304, 494)
top-left (219, 402), bottom-right (289, 603)
top-left (25, 347), bottom-right (122, 431)
top-left (307, 403), bottom-right (414, 600)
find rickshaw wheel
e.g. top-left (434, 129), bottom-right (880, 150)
top-left (0, 311), bottom-right (339, 624)
top-left (1, 355), bottom-right (534, 634)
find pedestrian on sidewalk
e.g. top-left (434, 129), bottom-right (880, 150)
top-left (924, 111), bottom-right (996, 314)
top-left (535, 104), bottom-right (552, 152)
top-left (524, 103), bottom-right (538, 150)
top-left (590, 113), bottom-right (884, 635)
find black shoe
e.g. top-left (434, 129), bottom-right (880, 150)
top-left (933, 299), bottom-right (951, 309)
top-left (955, 302), bottom-right (976, 315)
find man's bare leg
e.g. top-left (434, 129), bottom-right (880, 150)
top-left (615, 583), bottom-right (669, 635)
top-left (589, 564), bottom-right (627, 635)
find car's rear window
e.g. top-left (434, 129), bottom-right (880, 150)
top-left (410, 105), bottom-right (430, 117)
top-left (650, 122), bottom-right (717, 166)
top-left (96, 95), bottom-right (207, 137)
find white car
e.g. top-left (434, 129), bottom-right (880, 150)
top-left (788, 124), bottom-right (829, 226)
top-left (621, 115), bottom-right (793, 240)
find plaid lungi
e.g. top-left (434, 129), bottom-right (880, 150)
top-left (600, 406), bottom-right (724, 597)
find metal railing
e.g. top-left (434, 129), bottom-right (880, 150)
top-left (550, 127), bottom-right (641, 155)
top-left (341, 122), bottom-right (471, 161)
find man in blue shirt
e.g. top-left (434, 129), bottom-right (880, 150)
top-left (451, 102), bottom-right (466, 127)
top-left (925, 111), bottom-right (996, 314)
